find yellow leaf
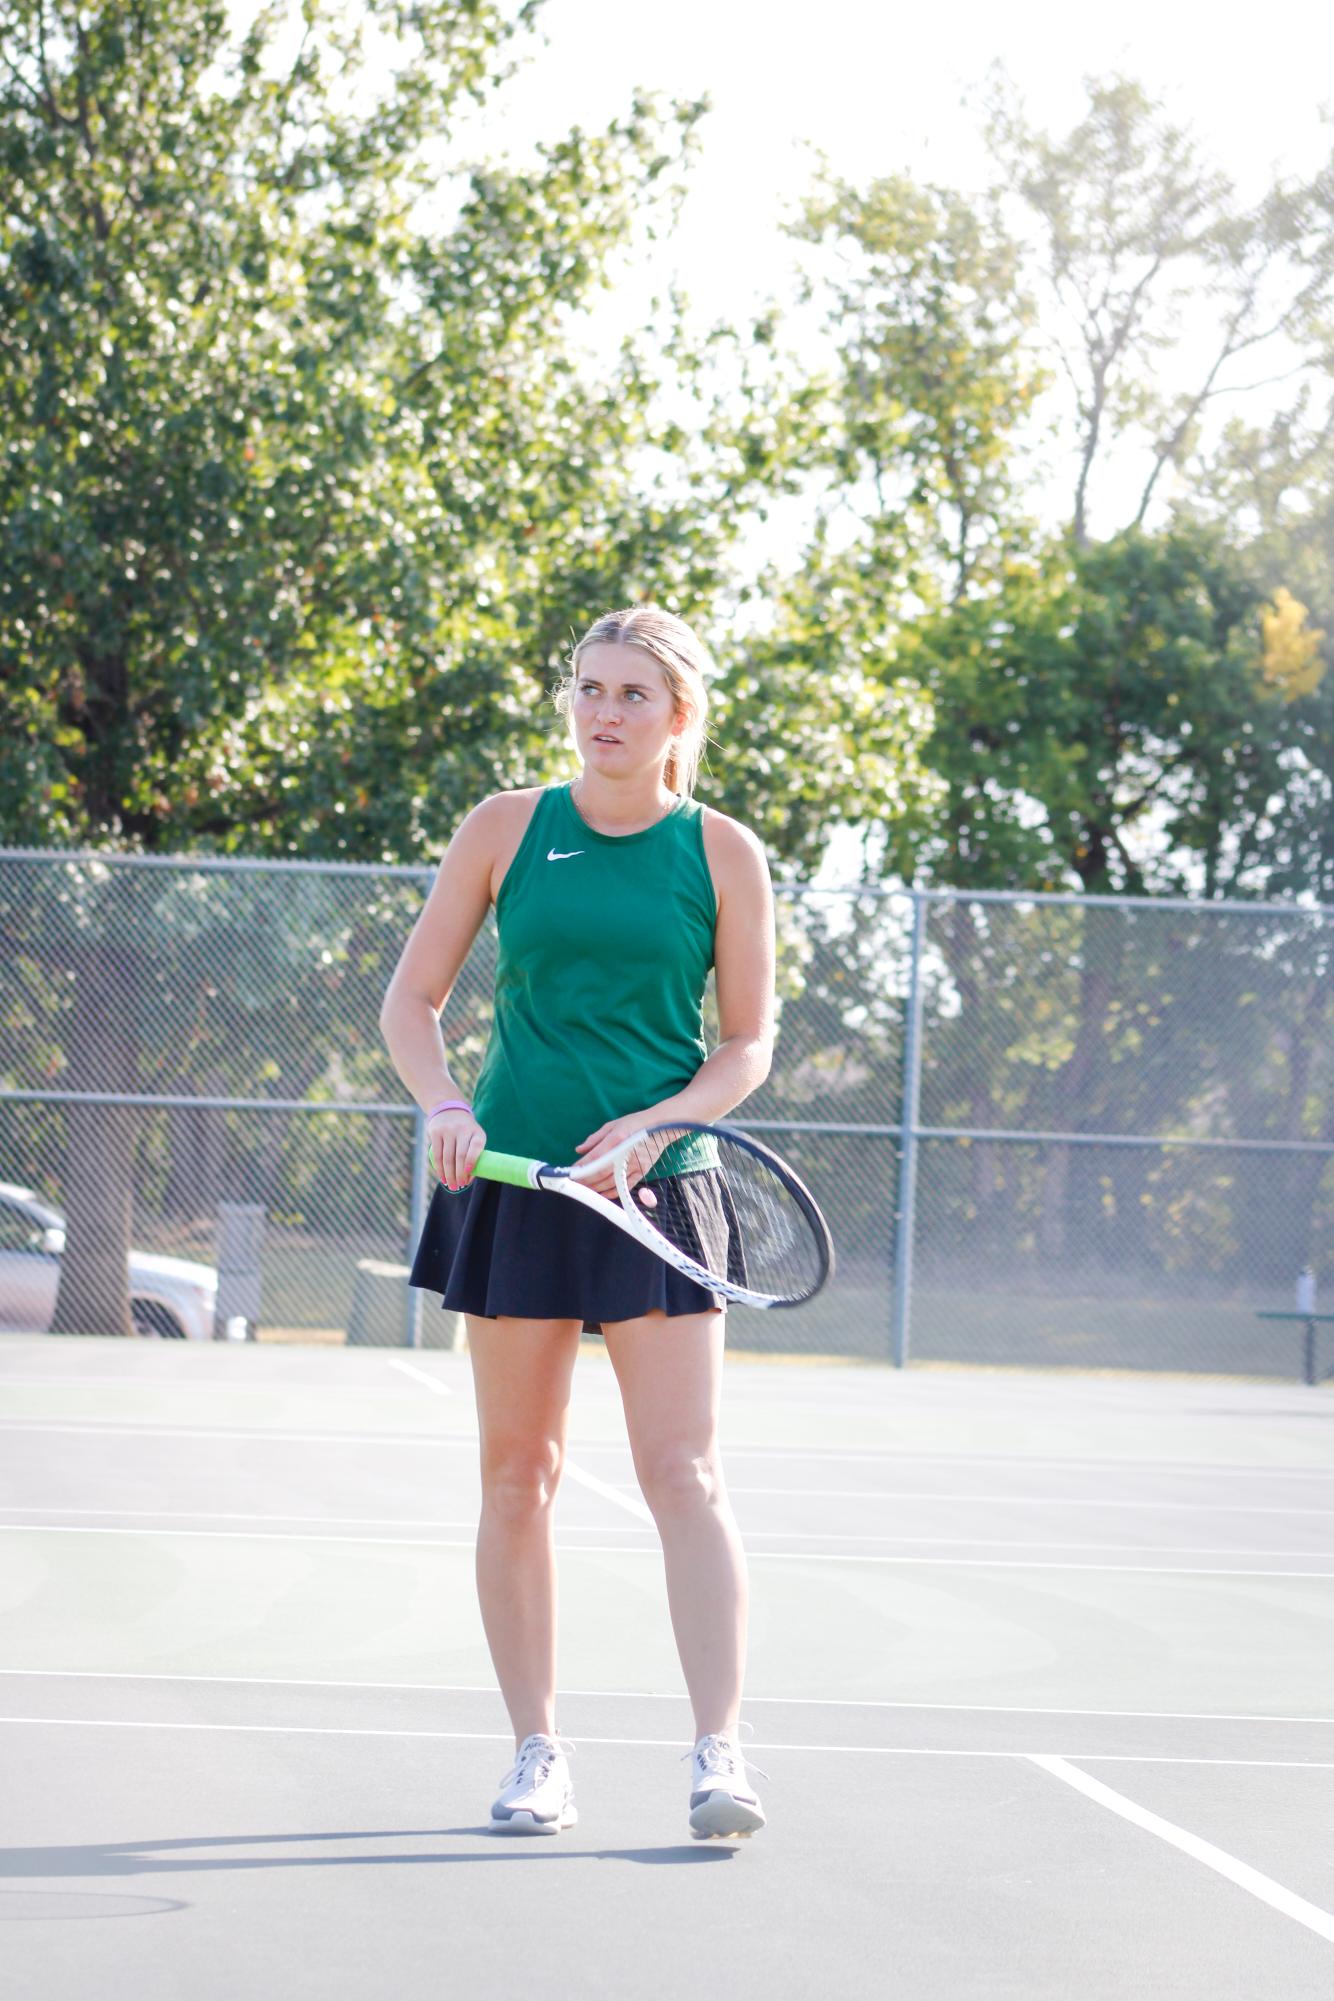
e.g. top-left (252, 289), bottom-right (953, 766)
top-left (1258, 587), bottom-right (1326, 702)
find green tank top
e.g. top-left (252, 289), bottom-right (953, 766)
top-left (470, 782), bottom-right (717, 1170)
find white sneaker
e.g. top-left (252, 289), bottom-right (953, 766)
top-left (489, 1732), bottom-right (578, 1835)
top-left (682, 1730), bottom-right (769, 1840)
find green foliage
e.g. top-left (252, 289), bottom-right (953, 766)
top-left (0, 0), bottom-right (818, 860)
top-left (888, 524), bottom-right (1293, 895)
top-left (1179, 404), bottom-right (1334, 900)
top-left (704, 533), bottom-right (942, 876)
top-left (788, 165), bottom-right (1048, 600)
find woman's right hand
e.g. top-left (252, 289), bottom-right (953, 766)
top-left (426, 1109), bottom-right (487, 1191)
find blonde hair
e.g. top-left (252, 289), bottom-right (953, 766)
top-left (554, 605), bottom-right (714, 799)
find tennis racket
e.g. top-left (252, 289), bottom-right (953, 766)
top-left (426, 1120), bottom-right (832, 1309)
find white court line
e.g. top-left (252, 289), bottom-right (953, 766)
top-left (0, 1507), bottom-right (1328, 1560)
top-left (722, 1451), bottom-right (1334, 1479)
top-left (3, 1417), bottom-right (1334, 1480)
top-left (562, 1460), bottom-right (655, 1524)
top-left (1028, 1754), bottom-right (1334, 1948)
top-left (728, 1488), bottom-right (1334, 1518)
top-left (0, 1507), bottom-right (495, 1528)
top-left (0, 1374), bottom-right (446, 1397)
top-left (385, 1360), bottom-right (453, 1397)
top-left (590, 1445), bottom-right (1334, 1479)
top-left (4, 1670), bottom-right (1333, 1727)
top-left (724, 1536), bottom-right (1334, 1558)
top-left (0, 1421), bottom-right (481, 1445)
top-left (3, 1714), bottom-right (1334, 1779)
top-left (1053, 1755), bottom-right (1334, 1770)
top-left (4, 1521), bottom-right (1334, 1576)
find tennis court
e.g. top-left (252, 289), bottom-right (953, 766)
top-left (3, 1332), bottom-right (1333, 1997)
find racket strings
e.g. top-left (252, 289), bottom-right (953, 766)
top-left (618, 1126), bottom-right (824, 1306)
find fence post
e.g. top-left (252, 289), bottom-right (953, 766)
top-left (406, 1107), bottom-right (428, 1349)
top-left (891, 891), bottom-right (926, 1368)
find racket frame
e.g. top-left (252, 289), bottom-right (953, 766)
top-left (449, 1120), bottom-right (832, 1309)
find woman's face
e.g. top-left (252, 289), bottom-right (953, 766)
top-left (570, 642), bottom-right (685, 780)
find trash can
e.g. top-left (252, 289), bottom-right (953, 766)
top-left (215, 1203), bottom-right (264, 1341)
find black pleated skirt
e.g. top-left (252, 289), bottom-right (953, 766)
top-left (408, 1171), bottom-right (745, 1333)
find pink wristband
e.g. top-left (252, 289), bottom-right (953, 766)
top-left (427, 1098), bottom-right (472, 1120)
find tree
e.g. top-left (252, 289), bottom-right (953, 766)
top-left (0, 0), bottom-right (726, 858)
top-left (786, 165), bottom-right (1048, 605)
top-left (887, 524), bottom-right (1329, 1268)
top-left (1178, 400), bottom-right (1334, 902)
top-left (705, 531), bottom-right (942, 877)
top-left (898, 533), bottom-right (1287, 979)
top-left (704, 165), bottom-right (1045, 878)
top-left (984, 70), bottom-right (1334, 542)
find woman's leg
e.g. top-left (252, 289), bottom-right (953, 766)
top-left (600, 1307), bottom-right (745, 1739)
top-left (465, 1313), bottom-right (583, 1753)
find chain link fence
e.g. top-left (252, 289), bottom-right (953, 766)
top-left (1, 847), bottom-right (1330, 1376)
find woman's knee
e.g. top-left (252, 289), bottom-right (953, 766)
top-left (479, 1442), bottom-right (565, 1517)
top-left (638, 1446), bottom-right (723, 1513)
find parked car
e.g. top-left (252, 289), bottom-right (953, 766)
top-left (0, 1182), bottom-right (221, 1339)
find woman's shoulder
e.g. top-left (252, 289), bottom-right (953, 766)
top-left (452, 787), bottom-right (554, 904)
top-left (448, 780), bottom-right (552, 868)
top-left (474, 783), bottom-right (550, 817)
top-left (699, 803), bottom-right (769, 866)
top-left (458, 784), bottom-right (552, 841)
top-left (698, 805), bottom-right (772, 915)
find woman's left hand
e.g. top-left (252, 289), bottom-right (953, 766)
top-left (573, 1112), bottom-right (667, 1198)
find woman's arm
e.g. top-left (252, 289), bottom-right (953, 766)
top-left (378, 794), bottom-right (509, 1116)
top-left (660, 813), bottom-right (776, 1122)
top-left (573, 813), bottom-right (776, 1188)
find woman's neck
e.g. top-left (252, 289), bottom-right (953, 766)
top-left (570, 771), bottom-right (677, 835)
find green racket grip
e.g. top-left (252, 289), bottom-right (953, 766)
top-left (420, 1135), bottom-right (542, 1188)
top-left (473, 1147), bottom-right (541, 1188)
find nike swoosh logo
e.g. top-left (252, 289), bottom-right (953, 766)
top-left (547, 848), bottom-right (584, 861)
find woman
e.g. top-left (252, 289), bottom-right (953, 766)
top-left (379, 605), bottom-right (776, 1841)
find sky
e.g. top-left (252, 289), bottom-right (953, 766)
top-left (239, 0), bottom-right (1334, 304)
top-left (475, 0), bottom-right (1334, 284)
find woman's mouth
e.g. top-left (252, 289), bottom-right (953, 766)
top-left (592, 734), bottom-right (622, 744)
